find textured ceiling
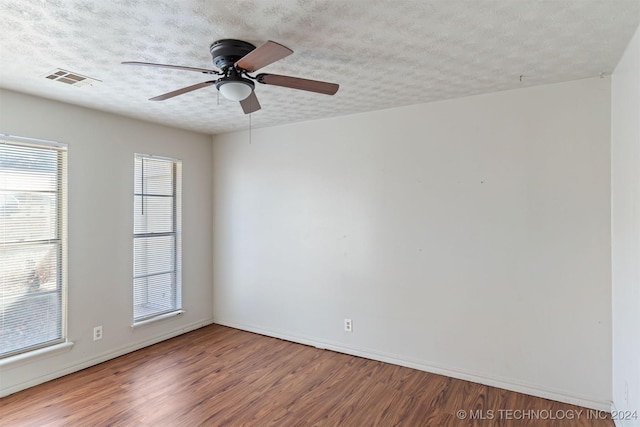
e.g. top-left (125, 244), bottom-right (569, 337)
top-left (1, 0), bottom-right (638, 135)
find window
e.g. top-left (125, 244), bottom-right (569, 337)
top-left (133, 154), bottom-right (182, 323)
top-left (0, 135), bottom-right (67, 359)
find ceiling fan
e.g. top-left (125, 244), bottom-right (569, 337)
top-left (123, 39), bottom-right (339, 114)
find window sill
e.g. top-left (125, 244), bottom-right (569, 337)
top-left (0, 341), bottom-right (75, 368)
top-left (131, 310), bottom-right (185, 329)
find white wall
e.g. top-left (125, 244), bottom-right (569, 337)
top-left (612, 25), bottom-right (640, 426)
top-left (0, 89), bottom-right (214, 396)
top-left (213, 78), bottom-right (612, 409)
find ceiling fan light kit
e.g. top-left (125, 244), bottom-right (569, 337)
top-left (215, 73), bottom-right (255, 101)
top-left (217, 80), bottom-right (253, 101)
top-left (123, 39), bottom-right (339, 114)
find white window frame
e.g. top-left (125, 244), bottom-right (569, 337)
top-left (0, 134), bottom-right (67, 359)
top-left (132, 153), bottom-right (182, 325)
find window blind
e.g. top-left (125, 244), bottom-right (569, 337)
top-left (133, 154), bottom-right (182, 323)
top-left (0, 136), bottom-right (67, 359)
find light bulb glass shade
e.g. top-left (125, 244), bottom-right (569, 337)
top-left (218, 81), bottom-right (253, 101)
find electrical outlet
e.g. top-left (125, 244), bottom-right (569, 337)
top-left (93, 326), bottom-right (103, 341)
top-left (344, 318), bottom-right (353, 332)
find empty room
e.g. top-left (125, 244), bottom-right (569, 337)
top-left (1, 0), bottom-right (639, 426)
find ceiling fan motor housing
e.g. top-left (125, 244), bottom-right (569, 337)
top-left (209, 39), bottom-right (256, 71)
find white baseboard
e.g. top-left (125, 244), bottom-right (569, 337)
top-left (213, 318), bottom-right (612, 412)
top-left (1, 318), bottom-right (214, 398)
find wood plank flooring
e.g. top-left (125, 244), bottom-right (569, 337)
top-left (0, 324), bottom-right (613, 426)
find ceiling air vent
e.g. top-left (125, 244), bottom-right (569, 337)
top-left (44, 69), bottom-right (101, 87)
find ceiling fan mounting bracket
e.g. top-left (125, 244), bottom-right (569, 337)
top-left (209, 39), bottom-right (256, 71)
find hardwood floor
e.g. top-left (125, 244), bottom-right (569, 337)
top-left (1, 324), bottom-right (613, 426)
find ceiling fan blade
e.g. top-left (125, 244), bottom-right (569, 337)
top-left (149, 80), bottom-right (216, 101)
top-left (256, 73), bottom-right (339, 95)
top-left (240, 91), bottom-right (261, 114)
top-left (122, 61), bottom-right (218, 74)
top-left (235, 40), bottom-right (293, 72)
